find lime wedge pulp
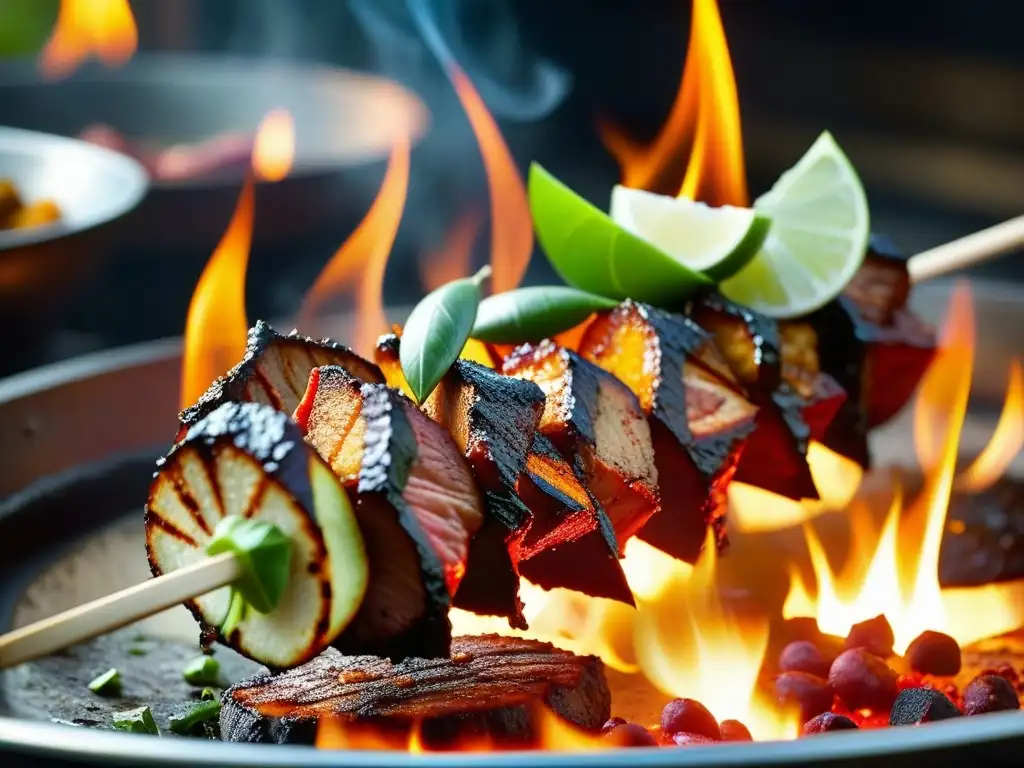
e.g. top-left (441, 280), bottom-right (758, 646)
top-left (610, 186), bottom-right (771, 282)
top-left (528, 163), bottom-right (712, 305)
top-left (719, 131), bottom-right (870, 319)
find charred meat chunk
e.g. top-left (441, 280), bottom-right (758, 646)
top-left (178, 320), bottom-right (383, 438)
top-left (220, 635), bottom-right (611, 747)
top-left (693, 295), bottom-right (819, 501)
top-left (146, 401), bottom-right (369, 669)
top-left (375, 333), bottom-right (545, 627)
top-left (578, 301), bottom-right (757, 561)
top-left (296, 365), bottom-right (484, 660)
top-left (778, 321), bottom-right (847, 441)
top-left (503, 341), bottom-right (660, 545)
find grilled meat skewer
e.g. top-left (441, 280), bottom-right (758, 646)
top-left (295, 365), bottom-right (484, 660)
top-left (220, 635), bottom-right (610, 746)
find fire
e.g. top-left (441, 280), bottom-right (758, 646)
top-left (179, 112), bottom-right (295, 409)
top-left (298, 136), bottom-right (410, 357)
top-left (40, 0), bottom-right (137, 80)
top-left (251, 109), bottom-right (296, 182)
top-left (447, 64), bottom-right (533, 294)
top-left (783, 284), bottom-right (1024, 653)
top-left (419, 208), bottom-right (481, 292)
top-left (957, 359), bottom-right (1024, 492)
top-left (601, 0), bottom-right (748, 207)
top-left (452, 533), bottom-right (799, 742)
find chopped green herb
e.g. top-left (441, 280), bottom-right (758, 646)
top-left (112, 706), bottom-right (159, 735)
top-left (200, 687), bottom-right (217, 701)
top-left (87, 668), bottom-right (122, 697)
top-left (128, 647), bottom-right (148, 656)
top-left (168, 699), bottom-right (222, 735)
top-left (182, 655), bottom-right (221, 687)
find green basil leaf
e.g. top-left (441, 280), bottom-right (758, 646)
top-left (528, 163), bottom-right (712, 304)
top-left (206, 516), bottom-right (292, 615)
top-left (400, 265), bottom-right (490, 403)
top-left (472, 286), bottom-right (617, 343)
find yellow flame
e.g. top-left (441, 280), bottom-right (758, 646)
top-left (40, 0), bottom-right (137, 80)
top-left (957, 359), bottom-right (1024, 492)
top-left (251, 109), bottom-right (296, 182)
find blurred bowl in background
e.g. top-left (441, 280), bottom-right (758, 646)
top-left (0, 125), bottom-right (148, 369)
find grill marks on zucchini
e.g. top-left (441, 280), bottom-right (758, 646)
top-left (146, 402), bottom-right (368, 669)
top-left (295, 365), bottom-right (484, 660)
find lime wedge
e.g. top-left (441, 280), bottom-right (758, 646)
top-left (610, 186), bottom-right (771, 281)
top-left (719, 131), bottom-right (869, 318)
top-left (529, 163), bottom-right (712, 304)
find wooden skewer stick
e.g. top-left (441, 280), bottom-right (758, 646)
top-left (909, 214), bottom-right (1024, 284)
top-left (0, 552), bottom-right (242, 670)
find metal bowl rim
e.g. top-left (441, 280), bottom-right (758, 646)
top-left (0, 125), bottom-right (149, 250)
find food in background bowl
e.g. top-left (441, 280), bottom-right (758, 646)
top-left (0, 178), bottom-right (61, 232)
top-left (79, 124), bottom-right (253, 183)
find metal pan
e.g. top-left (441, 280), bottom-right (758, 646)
top-left (1, 280), bottom-right (1023, 767)
top-left (0, 54), bottom-right (430, 252)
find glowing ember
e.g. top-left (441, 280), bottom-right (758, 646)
top-left (251, 109), bottom-right (296, 182)
top-left (39, 0), bottom-right (137, 80)
top-left (601, 0), bottom-right (747, 207)
top-left (783, 285), bottom-right (1024, 653)
top-left (447, 63), bottom-right (533, 294)
top-left (298, 136), bottom-right (410, 357)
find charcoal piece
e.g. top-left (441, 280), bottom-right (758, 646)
top-left (889, 688), bottom-right (961, 726)
top-left (802, 712), bottom-right (858, 735)
top-left (905, 631), bottom-right (961, 676)
top-left (962, 674), bottom-right (1020, 716)
top-left (940, 477), bottom-right (1024, 587)
top-left (220, 635), bottom-right (610, 747)
top-left (844, 615), bottom-right (894, 658)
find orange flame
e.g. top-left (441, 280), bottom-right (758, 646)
top-left (180, 112), bottom-right (296, 409)
top-left (40, 0), bottom-right (137, 80)
top-left (447, 64), bottom-right (533, 294)
top-left (783, 284), bottom-right (1024, 653)
top-left (298, 136), bottom-right (411, 357)
top-left (600, 0), bottom-right (748, 207)
top-left (419, 208), bottom-right (482, 292)
top-left (957, 359), bottom-right (1024, 492)
top-left (251, 109), bottom-right (296, 182)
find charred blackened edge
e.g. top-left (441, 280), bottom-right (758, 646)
top-left (146, 401), bottom-right (323, 666)
top-left (808, 299), bottom-right (871, 468)
top-left (343, 382), bottom-right (452, 661)
top-left (178, 320), bottom-right (384, 430)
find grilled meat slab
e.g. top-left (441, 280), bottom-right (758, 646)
top-left (693, 295), bottom-right (819, 501)
top-left (503, 341), bottom-right (660, 546)
top-left (178, 320), bottom-right (383, 439)
top-left (296, 366), bottom-right (484, 660)
top-left (579, 301), bottom-right (758, 561)
top-left (147, 401), bottom-right (369, 669)
top-left (220, 635), bottom-right (610, 747)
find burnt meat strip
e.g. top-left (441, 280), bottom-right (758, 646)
top-left (220, 635), bottom-right (610, 748)
top-left (376, 334), bottom-right (544, 626)
top-left (579, 300), bottom-right (757, 561)
top-left (178, 320), bottom-right (383, 438)
top-left (295, 365), bottom-right (484, 660)
top-left (503, 341), bottom-right (660, 546)
top-left (692, 295), bottom-right (819, 501)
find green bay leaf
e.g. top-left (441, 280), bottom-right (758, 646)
top-left (472, 286), bottom-right (616, 343)
top-left (401, 266), bottom-right (490, 403)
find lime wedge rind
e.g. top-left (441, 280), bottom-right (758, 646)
top-left (720, 131), bottom-right (870, 319)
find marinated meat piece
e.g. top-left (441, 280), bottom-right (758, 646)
top-left (220, 635), bottom-right (611, 747)
top-left (146, 401), bottom-right (369, 669)
top-left (503, 341), bottom-right (660, 545)
top-left (779, 321), bottom-right (847, 441)
top-left (843, 234), bottom-right (911, 327)
top-left (375, 333), bottom-right (545, 626)
top-left (579, 301), bottom-right (757, 561)
top-left (516, 434), bottom-right (633, 604)
top-left (178, 320), bottom-right (383, 439)
top-left (693, 296), bottom-right (819, 501)
top-left (295, 366), bottom-right (484, 660)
